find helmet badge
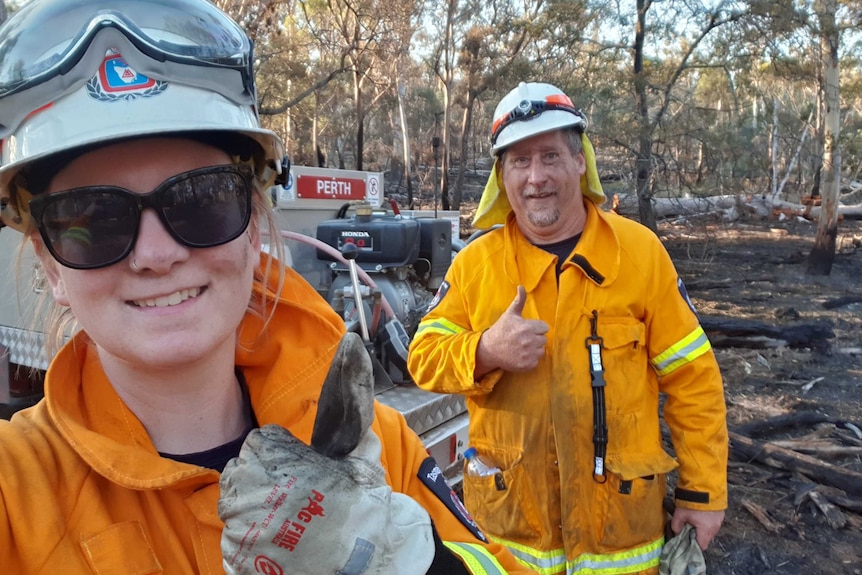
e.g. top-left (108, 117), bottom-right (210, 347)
top-left (87, 51), bottom-right (168, 102)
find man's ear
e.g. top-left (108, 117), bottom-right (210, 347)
top-left (575, 151), bottom-right (587, 176)
top-left (30, 235), bottom-right (70, 306)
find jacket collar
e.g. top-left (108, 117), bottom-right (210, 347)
top-left (43, 256), bottom-right (345, 489)
top-left (501, 201), bottom-right (622, 291)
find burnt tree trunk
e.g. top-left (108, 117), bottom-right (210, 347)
top-left (633, 0), bottom-right (658, 234)
top-left (807, 0), bottom-right (841, 276)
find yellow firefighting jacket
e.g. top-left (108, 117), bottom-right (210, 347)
top-left (0, 260), bottom-right (532, 575)
top-left (409, 202), bottom-right (728, 575)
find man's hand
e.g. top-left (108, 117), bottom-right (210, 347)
top-left (475, 285), bottom-right (549, 377)
top-left (670, 508), bottom-right (725, 550)
top-left (219, 333), bottom-right (435, 575)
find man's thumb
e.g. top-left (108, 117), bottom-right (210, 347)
top-left (508, 285), bottom-right (527, 316)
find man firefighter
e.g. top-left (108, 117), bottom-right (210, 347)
top-left (408, 81), bottom-right (728, 575)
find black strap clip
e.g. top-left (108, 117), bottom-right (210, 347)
top-left (586, 310), bottom-right (608, 483)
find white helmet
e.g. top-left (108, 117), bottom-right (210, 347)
top-left (490, 82), bottom-right (587, 155)
top-left (0, 0), bottom-right (285, 233)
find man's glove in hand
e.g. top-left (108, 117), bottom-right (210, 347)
top-left (219, 332), bottom-right (434, 575)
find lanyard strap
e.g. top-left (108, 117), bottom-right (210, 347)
top-left (586, 310), bottom-right (608, 483)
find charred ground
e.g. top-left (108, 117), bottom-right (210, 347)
top-left (445, 173), bottom-right (862, 574)
top-left (663, 217), bottom-right (862, 575)
top-left (450, 180), bottom-right (862, 573)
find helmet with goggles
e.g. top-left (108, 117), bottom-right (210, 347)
top-left (490, 82), bottom-right (587, 155)
top-left (0, 0), bottom-right (285, 233)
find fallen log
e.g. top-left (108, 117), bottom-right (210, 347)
top-left (805, 490), bottom-right (847, 529)
top-left (740, 498), bottom-right (783, 533)
top-left (700, 316), bottom-right (834, 350)
top-left (770, 198), bottom-right (862, 221)
top-left (821, 294), bottom-right (862, 310)
top-left (827, 494), bottom-right (862, 513)
top-left (729, 431), bottom-right (862, 497)
top-left (792, 483), bottom-right (862, 514)
top-left (769, 439), bottom-right (862, 458)
top-left (733, 411), bottom-right (836, 438)
top-left (612, 193), bottom-right (744, 220)
top-left (612, 192), bottom-right (862, 221)
top-left (681, 278), bottom-right (734, 290)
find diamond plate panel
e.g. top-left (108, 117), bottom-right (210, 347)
top-left (0, 326), bottom-right (49, 370)
top-left (374, 385), bottom-right (466, 436)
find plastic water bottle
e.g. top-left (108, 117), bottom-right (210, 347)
top-left (463, 447), bottom-right (502, 477)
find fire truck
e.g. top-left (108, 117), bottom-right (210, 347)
top-left (0, 166), bottom-right (471, 481)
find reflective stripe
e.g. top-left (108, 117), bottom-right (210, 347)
top-left (61, 226), bottom-right (93, 244)
top-left (416, 317), bottom-right (465, 337)
top-left (489, 537), bottom-right (566, 575)
top-left (651, 326), bottom-right (712, 376)
top-left (491, 535), bottom-right (663, 575)
top-left (442, 541), bottom-right (507, 574)
top-left (566, 537), bottom-right (662, 574)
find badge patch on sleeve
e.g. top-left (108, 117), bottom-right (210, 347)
top-left (425, 280), bottom-right (449, 314)
top-left (418, 457), bottom-right (487, 542)
top-left (678, 277), bottom-right (697, 315)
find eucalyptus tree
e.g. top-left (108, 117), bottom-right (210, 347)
top-left (448, 0), bottom-right (580, 210)
top-left (297, 0), bottom-right (419, 170)
top-left (750, 0), bottom-right (862, 275)
top-left (807, 0), bottom-right (842, 275)
top-left (214, 0), bottom-right (282, 42)
top-left (424, 0), bottom-right (553, 211)
top-left (425, 0), bottom-right (458, 210)
top-left (583, 0), bottom-right (749, 232)
top-left (244, 0), bottom-right (420, 170)
top-left (208, 1), bottom-right (355, 166)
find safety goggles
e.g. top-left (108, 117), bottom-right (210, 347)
top-left (491, 95), bottom-right (586, 145)
top-left (0, 0), bottom-right (255, 139)
top-left (28, 164), bottom-right (253, 270)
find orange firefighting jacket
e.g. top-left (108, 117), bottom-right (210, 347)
top-left (0, 261), bottom-right (532, 575)
top-left (409, 202), bottom-right (728, 575)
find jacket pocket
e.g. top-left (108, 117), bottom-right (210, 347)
top-left (595, 318), bottom-right (648, 415)
top-left (80, 521), bottom-right (162, 575)
top-left (598, 413), bottom-right (678, 550)
top-left (598, 468), bottom-right (668, 550)
top-left (462, 455), bottom-right (543, 543)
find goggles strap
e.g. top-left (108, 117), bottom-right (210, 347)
top-left (491, 98), bottom-right (585, 146)
top-left (0, 26), bottom-right (254, 142)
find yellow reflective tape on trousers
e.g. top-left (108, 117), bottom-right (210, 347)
top-left (442, 541), bottom-right (507, 574)
top-left (566, 537), bottom-right (662, 574)
top-left (415, 317), bottom-right (466, 337)
top-left (651, 326), bottom-right (712, 377)
top-left (490, 536), bottom-right (565, 574)
top-left (491, 535), bottom-right (663, 575)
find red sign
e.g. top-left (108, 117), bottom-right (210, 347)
top-left (296, 175), bottom-right (367, 200)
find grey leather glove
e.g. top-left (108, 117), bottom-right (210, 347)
top-left (219, 332), bottom-right (435, 575)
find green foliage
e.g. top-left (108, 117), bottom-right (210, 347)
top-left (230, 0), bottom-right (862, 204)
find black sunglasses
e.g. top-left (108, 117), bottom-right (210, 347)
top-left (29, 164), bottom-right (254, 270)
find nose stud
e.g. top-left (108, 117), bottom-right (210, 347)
top-left (131, 259), bottom-right (140, 273)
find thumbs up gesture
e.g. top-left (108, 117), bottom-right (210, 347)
top-left (475, 286), bottom-right (549, 376)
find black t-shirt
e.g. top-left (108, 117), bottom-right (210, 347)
top-left (537, 233), bottom-right (582, 276)
top-left (160, 369), bottom-right (257, 472)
